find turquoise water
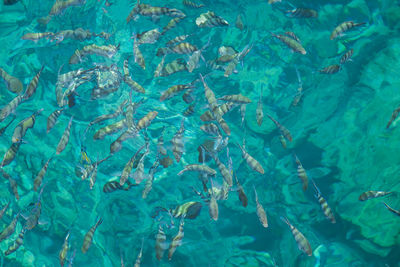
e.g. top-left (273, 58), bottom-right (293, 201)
top-left (0, 0), bottom-right (400, 266)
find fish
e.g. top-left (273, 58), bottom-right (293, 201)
top-left (183, 0), bottom-right (204, 8)
top-left (280, 216), bottom-right (312, 256)
top-left (93, 119), bottom-right (125, 140)
top-left (168, 217), bottom-right (185, 260)
top-left (160, 84), bottom-right (193, 101)
top-left (178, 164), bottom-right (216, 176)
top-left (358, 191), bottom-right (392, 201)
top-left (183, 104), bottom-right (196, 117)
top-left (161, 17), bottom-right (185, 35)
top-left (134, 238), bottom-right (144, 267)
top-left (0, 116), bottom-right (15, 136)
top-left (23, 65), bottom-right (45, 101)
top-left (200, 123), bottom-right (221, 136)
top-left (286, 8), bottom-right (318, 18)
top-left (154, 55), bottom-right (166, 78)
top-left (22, 32), bottom-right (54, 42)
top-left (1, 142), bottom-right (21, 167)
top-left (200, 102), bottom-right (235, 122)
top-left (0, 201), bottom-right (10, 220)
top-left (12, 108), bottom-right (43, 143)
top-left (155, 224), bottom-right (166, 260)
top-left (213, 154), bottom-right (232, 187)
top-left (200, 74), bottom-right (231, 135)
top-left (56, 116), bottom-right (74, 154)
top-left (0, 95), bottom-right (24, 123)
top-left (383, 202), bottom-right (400, 217)
top-left (24, 186), bottom-right (45, 230)
top-left (387, 106), bottom-right (400, 128)
top-left (166, 34), bottom-right (189, 47)
top-left (120, 144), bottom-right (146, 186)
top-left (157, 127), bottom-right (167, 156)
top-left (133, 37), bottom-right (146, 70)
top-left (0, 213), bottom-right (19, 242)
top-left (218, 94), bottom-right (251, 104)
top-left (208, 179), bottom-right (219, 221)
top-left (33, 156), bottom-right (53, 191)
top-left (285, 31), bottom-right (301, 43)
top-left (136, 28), bottom-right (161, 44)
top-left (266, 113), bottom-right (292, 141)
top-left (0, 67), bottom-right (23, 94)
top-left (171, 119), bottom-right (185, 162)
top-left (47, 108), bottom-right (64, 134)
top-left (8, 177), bottom-right (20, 200)
top-left (4, 228), bottom-right (25, 256)
top-left (196, 11), bottom-right (229, 28)
top-left (160, 58), bottom-right (187, 76)
top-left (89, 161), bottom-right (98, 190)
top-left (234, 172), bottom-right (248, 207)
top-left (279, 135), bottom-right (287, 149)
top-left (319, 64), bottom-right (341, 74)
top-left (85, 100), bottom-right (127, 133)
top-left (240, 104), bottom-right (246, 127)
top-left (59, 232), bottom-right (70, 267)
top-left (340, 49), bottom-right (354, 65)
top-left (37, 0), bottom-right (85, 25)
top-left (271, 32), bottom-right (306, 55)
top-left (103, 180), bottom-right (135, 193)
top-left (81, 217), bottom-right (103, 253)
top-left (254, 186), bottom-right (268, 228)
top-left (171, 202), bottom-right (202, 220)
top-left (235, 14), bottom-right (244, 31)
top-left (237, 143), bottom-right (265, 174)
top-left (142, 159), bottom-right (159, 199)
top-left (294, 154), bottom-right (308, 191)
top-left (330, 21), bottom-right (366, 40)
top-left (311, 180), bottom-right (336, 223)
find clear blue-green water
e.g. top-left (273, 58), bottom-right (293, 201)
top-left (0, 0), bottom-right (400, 266)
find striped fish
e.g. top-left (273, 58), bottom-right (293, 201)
top-left (294, 154), bottom-right (308, 191)
top-left (319, 64), bottom-right (340, 74)
top-left (47, 108), bottom-right (64, 134)
top-left (23, 65), bottom-right (44, 100)
top-left (286, 8), bottom-right (318, 18)
top-left (56, 116), bottom-right (74, 154)
top-left (272, 33), bottom-right (306, 55)
top-left (311, 180), bottom-right (336, 223)
top-left (281, 216), bottom-right (312, 256)
top-left (237, 143), bottom-right (264, 174)
top-left (81, 218), bottom-right (103, 253)
top-left (340, 49), bottom-right (354, 65)
top-left (196, 11), bottom-right (229, 28)
top-left (330, 21), bottom-right (366, 40)
top-left (359, 191), bottom-right (392, 201)
top-left (171, 119), bottom-right (185, 162)
top-left (254, 186), bottom-right (268, 228)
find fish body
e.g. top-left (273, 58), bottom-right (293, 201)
top-left (0, 68), bottom-right (23, 94)
top-left (56, 116), bottom-right (74, 154)
top-left (383, 202), bottom-right (400, 217)
top-left (200, 74), bottom-right (231, 135)
top-left (59, 232), bottom-right (70, 267)
top-left (47, 108), bottom-right (64, 133)
top-left (218, 94), bottom-right (251, 104)
top-left (160, 84), bottom-right (192, 101)
top-left (0, 117), bottom-right (15, 136)
top-left (1, 142), bottom-right (21, 167)
top-left (93, 119), bottom-right (125, 140)
top-left (235, 173), bottom-right (247, 207)
top-left (12, 109), bottom-right (43, 143)
top-left (0, 95), bottom-right (24, 123)
top-left (359, 191), bottom-right (392, 201)
top-left (272, 33), bottom-right (306, 55)
top-left (254, 186), bottom-right (268, 228)
top-left (196, 11), bottom-right (229, 28)
top-left (0, 201), bottom-right (10, 220)
top-left (136, 28), bottom-right (161, 44)
top-left (256, 90), bottom-right (263, 126)
top-left (0, 213), bottom-right (19, 242)
top-left (81, 218), bottom-right (103, 253)
top-left (33, 157), bottom-right (52, 191)
top-left (183, 0), bottom-right (204, 8)
top-left (319, 64), bottom-right (340, 74)
top-left (281, 216), bottom-right (312, 256)
top-left (237, 143), bottom-right (264, 174)
top-left (168, 217), bottom-right (185, 260)
top-left (4, 228), bottom-right (25, 256)
top-left (178, 164), bottom-right (216, 176)
top-left (331, 21), bottom-right (366, 40)
top-left (155, 225), bottom-right (166, 260)
top-left (213, 155), bottom-right (232, 187)
top-left (286, 8), bottom-right (318, 18)
top-left (266, 114), bottom-right (292, 141)
top-left (340, 49), bottom-right (354, 65)
top-left (200, 102), bottom-right (234, 122)
top-left (160, 58), bottom-right (187, 76)
top-left (162, 17), bottom-right (185, 35)
top-left (294, 155), bottom-right (308, 191)
top-left (23, 66), bottom-right (44, 101)
top-left (311, 180), bottom-right (335, 223)
top-left (171, 119), bottom-right (185, 162)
